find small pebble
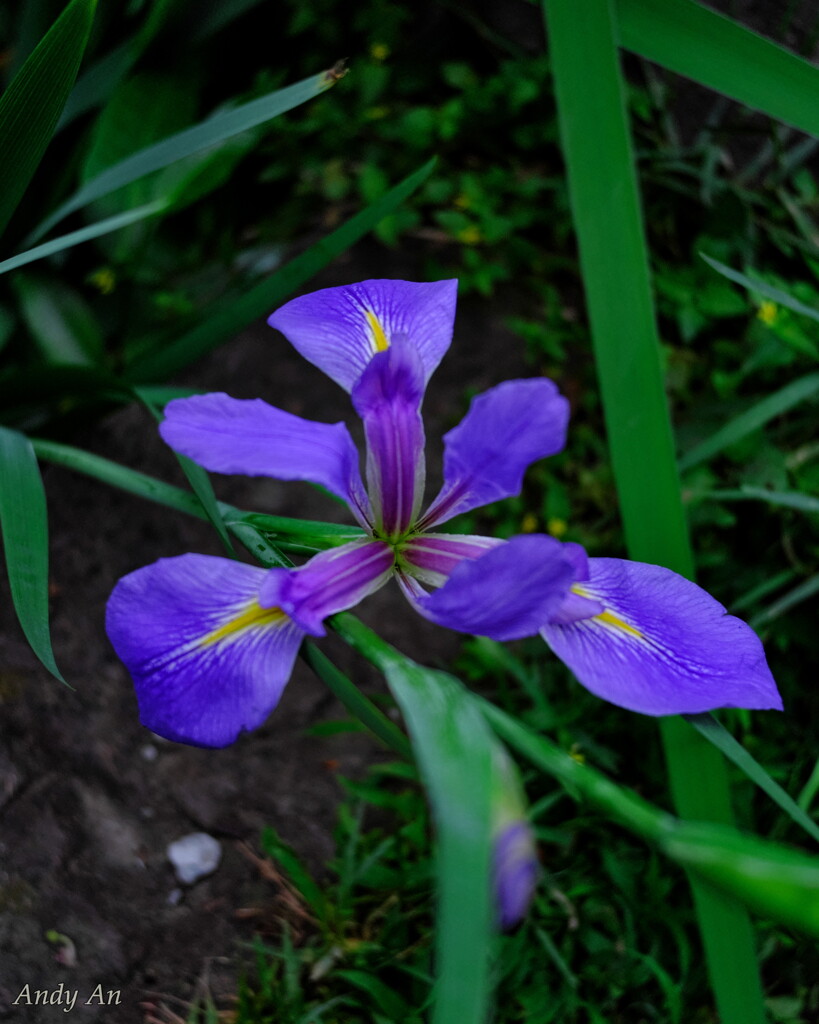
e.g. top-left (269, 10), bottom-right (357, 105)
top-left (140, 744), bottom-right (158, 762)
top-left (166, 888), bottom-right (183, 906)
top-left (167, 832), bottom-right (221, 884)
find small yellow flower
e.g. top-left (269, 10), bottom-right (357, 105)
top-left (370, 43), bottom-right (390, 62)
top-left (757, 300), bottom-right (778, 326)
top-left (521, 513), bottom-right (538, 533)
top-left (456, 225), bottom-right (482, 246)
top-left (569, 744), bottom-right (586, 765)
top-left (364, 105), bottom-right (390, 121)
top-left (88, 267), bottom-right (116, 295)
top-left (548, 517), bottom-right (568, 538)
top-left (453, 193), bottom-right (471, 210)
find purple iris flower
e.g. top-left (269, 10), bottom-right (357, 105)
top-left (106, 279), bottom-right (782, 749)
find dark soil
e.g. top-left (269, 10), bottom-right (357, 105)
top-left (0, 244), bottom-right (532, 1022)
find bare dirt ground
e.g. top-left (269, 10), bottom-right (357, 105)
top-left (0, 244), bottom-right (532, 1022)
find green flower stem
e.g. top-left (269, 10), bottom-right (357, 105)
top-left (30, 438), bottom-right (359, 551)
top-left (543, 0), bottom-right (765, 1019)
top-left (302, 642), bottom-right (413, 761)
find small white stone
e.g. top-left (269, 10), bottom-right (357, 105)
top-left (167, 832), bottom-right (221, 885)
top-left (166, 888), bottom-right (183, 906)
top-left (140, 744), bottom-right (158, 761)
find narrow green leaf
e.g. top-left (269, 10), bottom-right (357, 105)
top-left (701, 254), bottom-right (819, 325)
top-left (685, 714), bottom-right (819, 845)
top-left (260, 826), bottom-right (326, 918)
top-left (679, 373), bottom-right (819, 472)
top-left (126, 158), bottom-right (437, 382)
top-left (382, 663), bottom-right (495, 1024)
top-left (30, 68), bottom-right (338, 242)
top-left (616, 0), bottom-right (819, 139)
top-left (0, 427), bottom-right (65, 682)
top-left (703, 487), bottom-right (819, 514)
top-left (0, 0), bottom-right (97, 239)
top-left (544, 1), bottom-right (766, 1018)
top-left (331, 614), bottom-right (495, 1024)
top-left (0, 200), bottom-right (167, 276)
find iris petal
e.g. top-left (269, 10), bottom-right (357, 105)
top-left (268, 279), bottom-right (458, 392)
top-left (540, 558), bottom-right (783, 715)
top-left (351, 337), bottom-right (426, 537)
top-left (160, 392), bottom-right (371, 526)
top-left (106, 554), bottom-right (304, 748)
top-left (260, 540), bottom-right (395, 636)
top-left (400, 532), bottom-right (501, 587)
top-left (420, 379), bottom-right (569, 528)
top-left (407, 535), bottom-right (579, 641)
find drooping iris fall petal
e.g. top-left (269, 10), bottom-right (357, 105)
top-left (106, 554), bottom-right (304, 748)
top-left (540, 558), bottom-right (783, 716)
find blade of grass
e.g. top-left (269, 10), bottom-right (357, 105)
top-left (750, 573), bottom-right (819, 629)
top-left (616, 0), bottom-right (819, 138)
top-left (126, 158), bottom-right (436, 382)
top-left (702, 487), bottom-right (819, 514)
top-left (0, 427), bottom-right (65, 682)
top-left (544, 1), bottom-right (766, 1019)
top-left (29, 67), bottom-right (339, 243)
top-left (0, 0), bottom-right (97, 240)
top-left (679, 373), bottom-right (819, 472)
top-left (0, 200), bottom-right (167, 276)
top-left (686, 714), bottom-right (819, 844)
top-left (701, 254), bottom-right (819, 325)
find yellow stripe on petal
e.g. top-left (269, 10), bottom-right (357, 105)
top-left (365, 309), bottom-right (390, 352)
top-left (572, 584), bottom-right (643, 639)
top-left (201, 601), bottom-right (287, 647)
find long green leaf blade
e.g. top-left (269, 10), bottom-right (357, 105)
top-left (616, 0), bottom-right (819, 139)
top-left (30, 68), bottom-right (338, 242)
top-left (0, 427), bottom-right (65, 682)
top-left (0, 200), bottom-right (167, 276)
top-left (0, 0), bottom-right (97, 240)
top-left (544, 1), bottom-right (766, 1019)
top-left (679, 372), bottom-right (819, 472)
top-left (331, 615), bottom-right (496, 1024)
top-left (686, 714), bottom-right (819, 845)
top-left (126, 158), bottom-right (436, 382)
top-left (703, 487), bottom-right (819, 514)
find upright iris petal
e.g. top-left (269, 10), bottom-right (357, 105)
top-left (268, 278), bottom-right (458, 392)
top-left (352, 336), bottom-right (427, 537)
top-left (420, 379), bottom-right (569, 528)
